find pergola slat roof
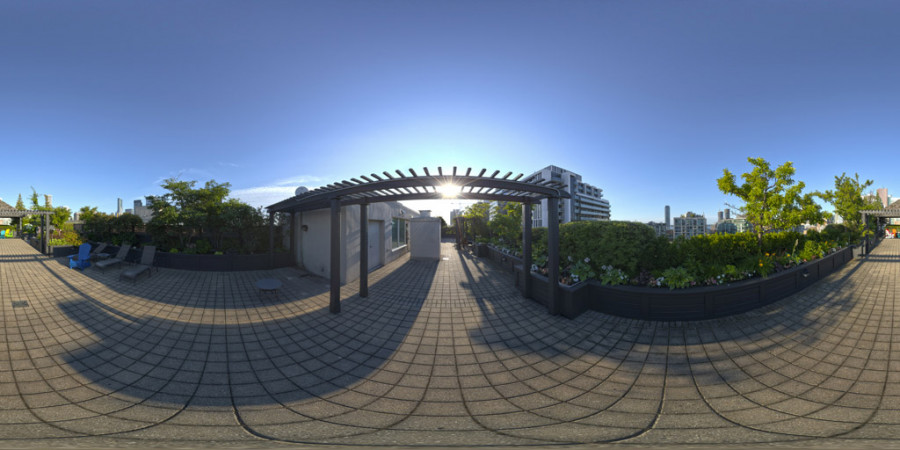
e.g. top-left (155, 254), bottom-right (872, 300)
top-left (267, 166), bottom-right (570, 214)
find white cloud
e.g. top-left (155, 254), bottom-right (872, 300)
top-left (229, 174), bottom-right (326, 209)
top-left (230, 186), bottom-right (298, 209)
top-left (272, 175), bottom-right (325, 187)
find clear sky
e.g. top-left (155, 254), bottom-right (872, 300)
top-left (2, 1), bottom-right (898, 223)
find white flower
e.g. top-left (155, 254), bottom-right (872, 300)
top-left (584, 257), bottom-right (590, 263)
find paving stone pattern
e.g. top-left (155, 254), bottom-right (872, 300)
top-left (1, 239), bottom-right (899, 447)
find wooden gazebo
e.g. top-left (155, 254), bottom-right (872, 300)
top-left (267, 167), bottom-right (570, 315)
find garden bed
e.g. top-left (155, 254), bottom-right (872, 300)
top-left (512, 246), bottom-right (855, 321)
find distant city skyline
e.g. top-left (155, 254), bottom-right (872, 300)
top-left (3, 2), bottom-right (899, 223)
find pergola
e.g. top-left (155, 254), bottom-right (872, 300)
top-left (862, 206), bottom-right (900, 241)
top-left (0, 207), bottom-right (54, 253)
top-left (267, 167), bottom-right (571, 315)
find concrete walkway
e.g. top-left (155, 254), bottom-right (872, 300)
top-left (1, 238), bottom-right (898, 448)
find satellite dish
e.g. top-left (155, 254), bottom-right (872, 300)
top-left (295, 186), bottom-right (309, 196)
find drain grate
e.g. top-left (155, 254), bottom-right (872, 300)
top-left (11, 300), bottom-right (28, 308)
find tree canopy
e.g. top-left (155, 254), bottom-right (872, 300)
top-left (717, 158), bottom-right (824, 247)
top-left (819, 173), bottom-right (877, 240)
top-left (145, 178), bottom-right (267, 253)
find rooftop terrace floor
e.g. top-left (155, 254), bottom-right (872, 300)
top-left (1, 238), bottom-right (899, 448)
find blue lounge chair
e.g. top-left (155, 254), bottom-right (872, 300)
top-left (68, 243), bottom-right (92, 270)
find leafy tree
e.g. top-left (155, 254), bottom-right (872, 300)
top-left (717, 158), bottom-right (824, 249)
top-left (78, 206), bottom-right (100, 222)
top-left (462, 202), bottom-right (492, 241)
top-left (112, 213), bottom-right (144, 245)
top-left (50, 207), bottom-right (70, 230)
top-left (146, 178), bottom-right (231, 249)
top-left (489, 202), bottom-right (523, 247)
top-left (221, 200), bottom-right (266, 253)
top-left (819, 173), bottom-right (876, 241)
top-left (83, 212), bottom-right (113, 242)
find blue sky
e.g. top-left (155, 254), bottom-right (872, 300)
top-left (2, 1), bottom-right (898, 222)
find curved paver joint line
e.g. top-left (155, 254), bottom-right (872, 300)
top-left (0, 238), bottom-right (899, 447)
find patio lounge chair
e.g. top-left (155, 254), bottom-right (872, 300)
top-left (120, 246), bottom-right (157, 283)
top-left (95, 244), bottom-right (131, 271)
top-left (89, 243), bottom-right (111, 261)
top-left (68, 243), bottom-right (92, 270)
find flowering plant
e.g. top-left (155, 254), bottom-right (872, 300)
top-left (598, 264), bottom-right (628, 286)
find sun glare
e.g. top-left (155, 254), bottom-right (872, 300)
top-left (437, 183), bottom-right (462, 198)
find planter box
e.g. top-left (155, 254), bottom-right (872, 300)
top-left (513, 268), bottom-right (590, 319)
top-left (506, 246), bottom-right (855, 321)
top-left (486, 246), bottom-right (522, 273)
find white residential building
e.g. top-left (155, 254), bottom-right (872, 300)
top-left (523, 165), bottom-right (611, 228)
top-left (674, 212), bottom-right (707, 238)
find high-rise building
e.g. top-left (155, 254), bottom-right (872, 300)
top-left (724, 209), bottom-right (731, 220)
top-left (117, 198), bottom-right (123, 216)
top-left (523, 165), bottom-right (610, 228)
top-left (674, 211), bottom-right (707, 238)
top-left (132, 199), bottom-right (153, 223)
top-left (877, 188), bottom-right (889, 208)
top-left (717, 211), bottom-right (724, 222)
top-left (665, 205), bottom-right (671, 229)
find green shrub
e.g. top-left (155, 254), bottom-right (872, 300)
top-left (195, 239), bottom-right (212, 254)
top-left (559, 221), bottom-right (656, 277)
top-left (660, 266), bottom-right (693, 290)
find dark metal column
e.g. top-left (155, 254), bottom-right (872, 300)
top-left (42, 214), bottom-right (49, 254)
top-left (268, 211), bottom-right (275, 269)
top-left (289, 212), bottom-right (296, 264)
top-left (547, 197), bottom-right (560, 315)
top-left (359, 203), bottom-right (368, 298)
top-left (330, 198), bottom-right (341, 313)
top-left (522, 201), bottom-right (533, 298)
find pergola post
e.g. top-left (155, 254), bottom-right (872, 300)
top-left (359, 203), bottom-right (368, 298)
top-left (330, 198), bottom-right (341, 313)
top-left (268, 211), bottom-right (275, 268)
top-left (522, 202), bottom-right (533, 298)
top-left (42, 214), bottom-right (49, 254)
top-left (289, 212), bottom-right (296, 263)
top-left (547, 197), bottom-right (560, 315)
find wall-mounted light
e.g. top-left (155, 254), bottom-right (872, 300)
top-left (802, 268), bottom-right (809, 278)
top-left (301, 225), bottom-right (309, 232)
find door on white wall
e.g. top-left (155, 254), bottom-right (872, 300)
top-left (367, 220), bottom-right (383, 270)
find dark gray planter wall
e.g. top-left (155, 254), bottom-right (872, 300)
top-left (86, 244), bottom-right (294, 271)
top-left (510, 246), bottom-right (854, 321)
top-left (51, 245), bottom-right (80, 257)
top-left (486, 246), bottom-right (522, 273)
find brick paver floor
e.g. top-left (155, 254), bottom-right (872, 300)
top-left (1, 238), bottom-right (899, 447)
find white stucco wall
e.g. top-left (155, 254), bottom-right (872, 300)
top-left (294, 202), bottom-right (418, 284)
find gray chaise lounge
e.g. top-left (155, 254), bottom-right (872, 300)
top-left (95, 244), bottom-right (131, 271)
top-left (120, 246), bottom-right (157, 283)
